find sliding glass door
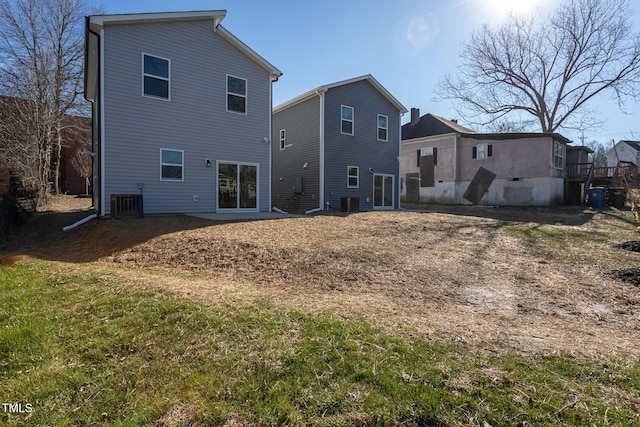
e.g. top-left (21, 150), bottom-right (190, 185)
top-left (218, 162), bottom-right (258, 211)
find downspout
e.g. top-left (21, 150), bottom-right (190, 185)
top-left (99, 27), bottom-right (106, 217)
top-left (397, 111), bottom-right (403, 209)
top-left (63, 214), bottom-right (97, 231)
top-left (268, 74), bottom-right (278, 212)
top-left (317, 88), bottom-right (326, 211)
top-left (86, 19), bottom-right (101, 216)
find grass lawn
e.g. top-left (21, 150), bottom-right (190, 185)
top-left (2, 261), bottom-right (639, 426)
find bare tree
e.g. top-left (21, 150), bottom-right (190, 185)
top-left (585, 140), bottom-right (608, 167)
top-left (68, 120), bottom-right (92, 196)
top-left (436, 0), bottom-right (640, 134)
top-left (0, 0), bottom-right (90, 207)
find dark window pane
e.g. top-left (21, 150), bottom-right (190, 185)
top-left (378, 128), bottom-right (387, 140)
top-left (144, 55), bottom-right (168, 78)
top-left (162, 165), bottom-right (182, 180)
top-left (239, 165), bottom-right (257, 208)
top-left (161, 150), bottom-right (182, 164)
top-left (341, 106), bottom-right (353, 121)
top-left (144, 76), bottom-right (169, 98)
top-left (228, 94), bottom-right (246, 113)
top-left (219, 163), bottom-right (238, 208)
top-left (227, 76), bottom-right (246, 95)
top-left (341, 120), bottom-right (353, 134)
top-left (384, 176), bottom-right (393, 207)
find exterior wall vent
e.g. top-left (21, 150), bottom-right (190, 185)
top-left (110, 194), bottom-right (144, 218)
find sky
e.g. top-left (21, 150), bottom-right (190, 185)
top-left (96, 0), bottom-right (640, 145)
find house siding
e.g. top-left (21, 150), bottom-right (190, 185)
top-left (323, 80), bottom-right (400, 210)
top-left (272, 96), bottom-right (321, 212)
top-left (101, 20), bottom-right (273, 215)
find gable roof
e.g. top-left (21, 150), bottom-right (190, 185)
top-left (621, 140), bottom-right (640, 151)
top-left (402, 113), bottom-right (475, 140)
top-left (87, 10), bottom-right (282, 79)
top-left (273, 74), bottom-right (407, 114)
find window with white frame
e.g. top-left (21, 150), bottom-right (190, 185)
top-left (377, 114), bottom-right (388, 141)
top-left (160, 149), bottom-right (183, 181)
top-left (143, 54), bottom-right (170, 99)
top-left (227, 75), bottom-right (247, 114)
top-left (553, 141), bottom-right (565, 170)
top-left (279, 129), bottom-right (287, 150)
top-left (341, 105), bottom-right (354, 135)
top-left (347, 166), bottom-right (359, 188)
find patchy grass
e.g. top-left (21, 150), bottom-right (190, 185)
top-left (1, 262), bottom-right (640, 426)
top-left (501, 210), bottom-right (639, 266)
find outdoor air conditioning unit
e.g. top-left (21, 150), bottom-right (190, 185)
top-left (110, 194), bottom-right (144, 218)
top-left (340, 197), bottom-right (359, 213)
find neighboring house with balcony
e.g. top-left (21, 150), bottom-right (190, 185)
top-left (272, 75), bottom-right (407, 213)
top-left (84, 10), bottom-right (281, 216)
top-left (401, 108), bottom-right (572, 206)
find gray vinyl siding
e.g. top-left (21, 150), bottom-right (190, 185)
top-left (272, 96), bottom-right (321, 212)
top-left (323, 81), bottom-right (401, 210)
top-left (101, 20), bottom-right (273, 215)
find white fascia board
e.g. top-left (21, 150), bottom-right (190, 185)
top-left (89, 10), bottom-right (227, 29)
top-left (275, 74), bottom-right (407, 115)
top-left (216, 25), bottom-right (282, 80)
top-left (401, 132), bottom-right (460, 145)
top-left (273, 89), bottom-right (319, 114)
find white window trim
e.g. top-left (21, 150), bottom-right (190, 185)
top-left (160, 148), bottom-right (184, 182)
top-left (553, 141), bottom-right (565, 170)
top-left (377, 114), bottom-right (388, 142)
top-left (142, 53), bottom-right (170, 101)
top-left (216, 160), bottom-right (260, 212)
top-left (279, 128), bottom-right (291, 150)
top-left (341, 105), bottom-right (354, 136)
top-left (226, 74), bottom-right (248, 115)
top-left (347, 166), bottom-right (359, 188)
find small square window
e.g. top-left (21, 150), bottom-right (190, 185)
top-left (347, 166), bottom-right (359, 188)
top-left (143, 54), bottom-right (170, 100)
top-left (227, 75), bottom-right (247, 114)
top-left (161, 149), bottom-right (183, 181)
top-left (473, 143), bottom-right (492, 160)
top-left (377, 114), bottom-right (388, 141)
top-left (341, 105), bottom-right (354, 135)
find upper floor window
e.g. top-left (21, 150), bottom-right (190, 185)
top-left (377, 114), bottom-right (388, 141)
top-left (279, 129), bottom-right (287, 150)
top-left (341, 105), bottom-right (354, 135)
top-left (143, 54), bottom-right (170, 100)
top-left (227, 75), bottom-right (247, 114)
top-left (160, 149), bottom-right (183, 181)
top-left (347, 166), bottom-right (359, 188)
top-left (553, 141), bottom-right (565, 170)
top-left (473, 143), bottom-right (493, 160)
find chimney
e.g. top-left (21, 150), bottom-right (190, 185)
top-left (410, 107), bottom-right (420, 126)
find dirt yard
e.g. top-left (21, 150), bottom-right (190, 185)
top-left (6, 196), bottom-right (640, 360)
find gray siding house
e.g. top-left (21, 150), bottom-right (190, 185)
top-left (84, 11), bottom-right (282, 216)
top-left (272, 75), bottom-right (407, 213)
